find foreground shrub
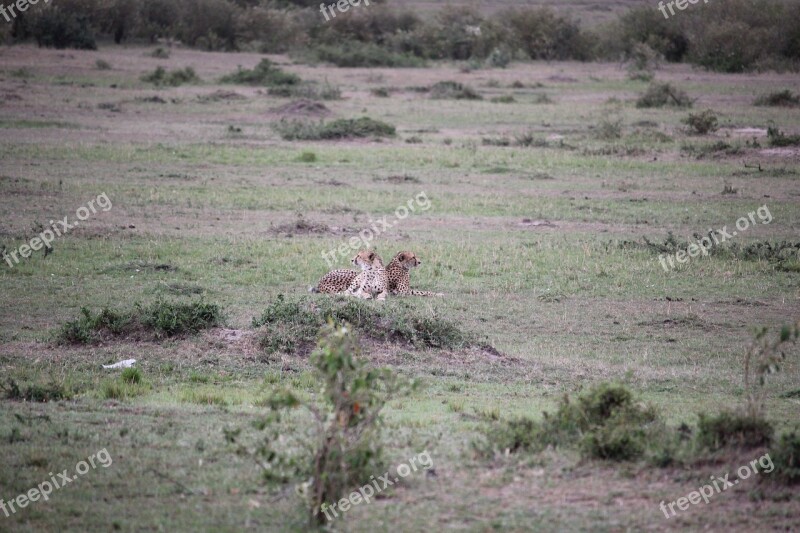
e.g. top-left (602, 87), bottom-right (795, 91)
top-left (252, 295), bottom-right (472, 354)
top-left (636, 82), bottom-right (692, 108)
top-left (219, 58), bottom-right (300, 86)
top-left (141, 67), bottom-right (200, 87)
top-left (248, 323), bottom-right (416, 525)
top-left (272, 117), bottom-right (396, 141)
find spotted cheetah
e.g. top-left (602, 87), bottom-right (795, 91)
top-left (309, 250), bottom-right (375, 293)
top-left (386, 251), bottom-right (444, 297)
top-left (342, 250), bottom-right (388, 300)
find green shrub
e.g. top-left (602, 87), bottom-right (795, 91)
top-left (141, 66), bottom-right (200, 87)
top-left (296, 151), bottom-right (317, 162)
top-left (496, 7), bottom-right (593, 61)
top-left (429, 81), bottom-right (482, 100)
top-left (683, 110), bottom-right (720, 135)
top-left (490, 95), bottom-right (515, 104)
top-left (636, 82), bottom-right (692, 108)
top-left (767, 126), bottom-right (800, 147)
top-left (137, 300), bottom-right (222, 337)
top-left (755, 90), bottom-right (800, 107)
top-left (272, 117), bottom-right (396, 141)
top-left (95, 59), bottom-right (112, 70)
top-left (30, 10), bottom-right (97, 50)
top-left (267, 82), bottom-right (341, 100)
top-left (251, 323), bottom-right (416, 525)
top-left (769, 430), bottom-right (800, 485)
top-left (2, 378), bottom-right (73, 402)
top-left (55, 301), bottom-right (221, 343)
top-left (121, 367), bottom-right (142, 384)
top-left (595, 117), bottom-right (623, 140)
top-left (305, 41), bottom-right (424, 68)
top-left (697, 411), bottom-right (773, 450)
top-left (220, 58), bottom-right (300, 86)
top-left (150, 47), bottom-right (170, 59)
top-left (605, 7), bottom-right (688, 62)
top-left (477, 383), bottom-right (661, 462)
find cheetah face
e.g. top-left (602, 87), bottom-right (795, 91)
top-left (395, 251), bottom-right (421, 270)
top-left (351, 250), bottom-right (381, 270)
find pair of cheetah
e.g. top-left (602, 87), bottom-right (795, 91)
top-left (310, 250), bottom-right (444, 300)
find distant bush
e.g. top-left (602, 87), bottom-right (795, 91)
top-left (429, 81), bottom-right (482, 100)
top-left (683, 110), bottom-right (720, 135)
top-left (141, 66), bottom-right (200, 87)
top-left (272, 117), bottom-right (396, 141)
top-left (220, 58), bottom-right (300, 86)
top-left (30, 9), bottom-right (97, 50)
top-left (305, 41), bottom-right (424, 67)
top-left (267, 81), bottom-right (341, 100)
top-left (2, 378), bottom-right (74, 402)
top-left (150, 47), bottom-right (170, 59)
top-left (755, 90), bottom-right (800, 107)
top-left (497, 7), bottom-right (594, 61)
top-left (95, 59), bottom-right (112, 70)
top-left (595, 116), bottom-right (623, 140)
top-left (602, 7), bottom-right (688, 62)
top-left (636, 82), bottom-right (692, 108)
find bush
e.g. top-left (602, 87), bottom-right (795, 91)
top-left (755, 90), bottom-right (800, 107)
top-left (595, 117), bottom-right (623, 140)
top-left (220, 58), bottom-right (300, 86)
top-left (2, 378), bottom-right (74, 402)
top-left (141, 67), bottom-right (200, 87)
top-left (769, 430), bottom-right (800, 485)
top-left (150, 47), bottom-right (170, 59)
top-left (478, 383), bottom-right (662, 462)
top-left (767, 126), bottom-right (800, 147)
top-left (272, 117), bottom-right (396, 141)
top-left (55, 301), bottom-right (221, 343)
top-left (95, 59), bottom-right (112, 70)
top-left (604, 7), bottom-right (688, 62)
top-left (29, 9), bottom-right (97, 50)
top-left (697, 411), bottom-right (774, 450)
top-left (496, 7), bottom-right (594, 61)
top-left (267, 82), bottom-right (341, 100)
top-left (305, 41), bottom-right (424, 67)
top-left (250, 323), bottom-right (416, 525)
top-left (683, 110), bottom-right (720, 135)
top-left (636, 82), bottom-right (692, 108)
top-left (429, 81), bottom-right (482, 100)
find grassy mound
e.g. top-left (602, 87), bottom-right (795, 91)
top-left (220, 58), bottom-right (300, 87)
top-left (252, 295), bottom-right (472, 354)
top-left (272, 117), bottom-right (396, 140)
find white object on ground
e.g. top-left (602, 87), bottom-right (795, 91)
top-left (102, 359), bottom-right (137, 369)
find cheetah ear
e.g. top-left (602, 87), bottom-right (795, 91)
top-left (368, 252), bottom-right (376, 260)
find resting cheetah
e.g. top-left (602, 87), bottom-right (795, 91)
top-left (342, 250), bottom-right (388, 300)
top-left (309, 250), bottom-right (374, 293)
top-left (386, 251), bottom-right (444, 297)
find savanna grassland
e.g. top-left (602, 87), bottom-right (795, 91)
top-left (1, 39), bottom-right (799, 532)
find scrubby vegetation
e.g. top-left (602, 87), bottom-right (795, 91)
top-left (56, 301), bottom-right (222, 344)
top-left (272, 117), bottom-right (396, 141)
top-left (754, 90), bottom-right (800, 107)
top-left (240, 323), bottom-right (416, 524)
top-left (219, 58), bottom-right (300, 87)
top-left (141, 66), bottom-right (200, 87)
top-left (8, 0), bottom-right (797, 71)
top-left (683, 110), bottom-right (720, 135)
top-left (636, 82), bottom-right (693, 108)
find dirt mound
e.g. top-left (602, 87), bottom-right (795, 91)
top-left (270, 99), bottom-right (331, 117)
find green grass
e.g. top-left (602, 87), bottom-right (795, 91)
top-left (1, 44), bottom-right (799, 532)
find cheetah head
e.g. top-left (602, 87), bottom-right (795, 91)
top-left (393, 251), bottom-right (421, 270)
top-left (351, 250), bottom-right (383, 270)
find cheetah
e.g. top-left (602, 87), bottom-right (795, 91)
top-left (386, 251), bottom-right (444, 297)
top-left (309, 250), bottom-right (376, 294)
top-left (342, 250), bottom-right (388, 300)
